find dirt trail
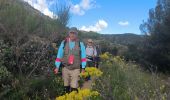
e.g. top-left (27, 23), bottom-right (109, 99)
top-left (81, 77), bottom-right (95, 89)
top-left (82, 80), bottom-right (93, 89)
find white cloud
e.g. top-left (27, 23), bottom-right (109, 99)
top-left (70, 0), bottom-right (96, 16)
top-left (23, 0), bottom-right (55, 18)
top-left (71, 4), bottom-right (85, 16)
top-left (118, 21), bottom-right (130, 26)
top-left (80, 20), bottom-right (108, 32)
top-left (24, 0), bottom-right (96, 17)
top-left (80, 0), bottom-right (91, 10)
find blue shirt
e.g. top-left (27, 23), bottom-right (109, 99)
top-left (55, 40), bottom-right (86, 69)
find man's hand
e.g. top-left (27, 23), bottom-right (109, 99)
top-left (81, 68), bottom-right (85, 73)
top-left (54, 68), bottom-right (59, 74)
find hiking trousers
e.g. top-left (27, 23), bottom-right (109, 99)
top-left (62, 67), bottom-right (80, 88)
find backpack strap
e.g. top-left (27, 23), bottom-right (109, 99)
top-left (63, 37), bottom-right (68, 49)
top-left (62, 38), bottom-right (81, 51)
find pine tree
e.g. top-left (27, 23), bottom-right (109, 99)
top-left (140, 0), bottom-right (170, 72)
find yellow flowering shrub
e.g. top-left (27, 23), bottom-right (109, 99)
top-left (56, 89), bottom-right (99, 100)
top-left (80, 72), bottom-right (89, 78)
top-left (112, 56), bottom-right (124, 64)
top-left (80, 67), bottom-right (103, 78)
top-left (99, 52), bottom-right (110, 60)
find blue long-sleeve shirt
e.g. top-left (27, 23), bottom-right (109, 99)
top-left (55, 40), bottom-right (86, 69)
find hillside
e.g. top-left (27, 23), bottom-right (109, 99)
top-left (0, 0), bottom-right (144, 48)
top-left (78, 31), bottom-right (144, 57)
top-left (101, 33), bottom-right (145, 46)
top-left (0, 0), bottom-right (67, 40)
top-left (78, 31), bottom-right (144, 46)
top-left (0, 1), bottom-right (68, 99)
top-left (0, 0), bottom-right (146, 62)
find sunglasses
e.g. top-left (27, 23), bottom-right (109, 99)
top-left (69, 32), bottom-right (77, 34)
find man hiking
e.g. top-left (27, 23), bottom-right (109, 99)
top-left (54, 27), bottom-right (86, 93)
top-left (86, 39), bottom-right (97, 67)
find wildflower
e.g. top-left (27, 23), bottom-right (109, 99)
top-left (56, 89), bottom-right (99, 100)
top-left (112, 56), bottom-right (124, 64)
top-left (80, 71), bottom-right (89, 78)
top-left (100, 52), bottom-right (110, 60)
top-left (80, 67), bottom-right (103, 78)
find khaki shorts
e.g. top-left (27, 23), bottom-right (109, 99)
top-left (62, 67), bottom-right (80, 88)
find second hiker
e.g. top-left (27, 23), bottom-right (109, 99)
top-left (86, 39), bottom-right (97, 67)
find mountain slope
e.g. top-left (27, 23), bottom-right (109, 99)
top-left (0, 0), bottom-right (67, 40)
top-left (101, 33), bottom-right (145, 46)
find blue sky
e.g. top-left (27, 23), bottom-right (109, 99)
top-left (23, 0), bottom-right (157, 34)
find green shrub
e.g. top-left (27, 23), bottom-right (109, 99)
top-left (0, 66), bottom-right (12, 83)
top-left (93, 55), bottom-right (169, 100)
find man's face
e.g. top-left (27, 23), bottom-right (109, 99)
top-left (69, 32), bottom-right (77, 40)
top-left (88, 41), bottom-right (93, 46)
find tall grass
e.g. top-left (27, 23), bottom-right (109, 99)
top-left (93, 54), bottom-right (170, 100)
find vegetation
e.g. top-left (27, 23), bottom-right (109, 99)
top-left (80, 67), bottom-right (103, 78)
top-left (0, 0), bottom-right (68, 99)
top-left (93, 53), bottom-right (170, 100)
top-left (101, 33), bottom-right (144, 46)
top-left (56, 88), bottom-right (100, 100)
top-left (140, 0), bottom-right (170, 72)
top-left (0, 0), bottom-right (170, 99)
top-left (56, 53), bottom-right (170, 100)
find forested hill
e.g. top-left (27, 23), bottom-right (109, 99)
top-left (78, 31), bottom-right (144, 46)
top-left (101, 33), bottom-right (144, 46)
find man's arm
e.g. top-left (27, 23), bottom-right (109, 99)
top-left (55, 41), bottom-right (64, 69)
top-left (94, 47), bottom-right (97, 56)
top-left (80, 42), bottom-right (87, 69)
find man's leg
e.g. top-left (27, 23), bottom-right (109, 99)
top-left (94, 60), bottom-right (99, 68)
top-left (96, 57), bottom-right (100, 68)
top-left (86, 61), bottom-right (90, 67)
top-left (70, 69), bottom-right (80, 92)
top-left (65, 86), bottom-right (70, 93)
top-left (87, 61), bottom-right (93, 67)
top-left (86, 61), bottom-right (93, 81)
top-left (96, 62), bottom-right (99, 68)
top-left (62, 67), bottom-right (71, 93)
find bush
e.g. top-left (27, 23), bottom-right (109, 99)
top-left (93, 53), bottom-right (169, 100)
top-left (1, 75), bottom-right (65, 100)
top-left (27, 75), bottom-right (65, 99)
top-left (0, 66), bottom-right (12, 84)
top-left (56, 89), bottom-right (100, 100)
top-left (0, 40), bottom-right (13, 85)
top-left (140, 0), bottom-right (170, 72)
